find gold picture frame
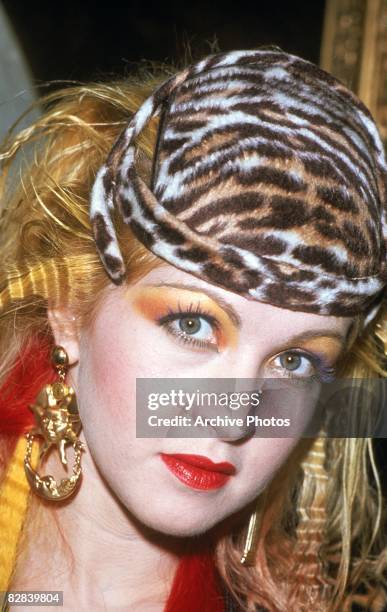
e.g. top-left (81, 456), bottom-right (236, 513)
top-left (320, 0), bottom-right (387, 145)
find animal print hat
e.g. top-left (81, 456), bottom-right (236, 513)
top-left (90, 48), bottom-right (387, 328)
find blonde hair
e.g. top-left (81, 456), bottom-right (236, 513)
top-left (0, 68), bottom-right (386, 611)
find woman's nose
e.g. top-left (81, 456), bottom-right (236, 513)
top-left (215, 412), bottom-right (256, 443)
top-left (196, 351), bottom-right (262, 442)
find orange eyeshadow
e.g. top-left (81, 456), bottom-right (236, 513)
top-left (128, 286), bottom-right (238, 350)
top-left (297, 337), bottom-right (344, 364)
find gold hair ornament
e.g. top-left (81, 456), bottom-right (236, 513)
top-left (24, 346), bottom-right (85, 501)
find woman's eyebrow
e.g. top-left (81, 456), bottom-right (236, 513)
top-left (144, 282), bottom-right (242, 328)
top-left (283, 329), bottom-right (346, 346)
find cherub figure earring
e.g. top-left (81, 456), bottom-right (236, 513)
top-left (24, 345), bottom-right (85, 501)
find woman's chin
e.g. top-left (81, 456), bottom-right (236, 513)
top-left (132, 508), bottom-right (221, 538)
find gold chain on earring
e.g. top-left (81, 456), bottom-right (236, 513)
top-left (375, 319), bottom-right (387, 357)
top-left (24, 345), bottom-right (85, 501)
top-left (240, 490), bottom-right (267, 566)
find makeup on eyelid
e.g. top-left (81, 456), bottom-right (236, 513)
top-left (296, 337), bottom-right (343, 368)
top-left (129, 285), bottom-right (238, 350)
top-left (128, 286), bottom-right (343, 374)
top-left (272, 338), bottom-right (341, 382)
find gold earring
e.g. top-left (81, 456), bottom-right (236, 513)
top-left (24, 345), bottom-right (85, 501)
top-left (240, 490), bottom-right (267, 566)
top-left (375, 320), bottom-right (387, 356)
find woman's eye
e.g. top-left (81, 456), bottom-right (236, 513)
top-left (174, 315), bottom-right (214, 341)
top-left (273, 351), bottom-right (316, 378)
top-left (178, 316), bottom-right (203, 336)
top-left (158, 312), bottom-right (219, 352)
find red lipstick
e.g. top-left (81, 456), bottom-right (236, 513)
top-left (160, 453), bottom-right (236, 490)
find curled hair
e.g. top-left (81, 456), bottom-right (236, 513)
top-left (0, 67), bottom-right (386, 610)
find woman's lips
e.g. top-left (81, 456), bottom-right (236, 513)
top-left (160, 453), bottom-right (236, 490)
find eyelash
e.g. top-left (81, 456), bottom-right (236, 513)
top-left (271, 349), bottom-right (336, 383)
top-left (156, 303), bottom-right (336, 381)
top-left (156, 301), bottom-right (221, 352)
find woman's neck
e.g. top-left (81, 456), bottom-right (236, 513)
top-left (9, 440), bottom-right (188, 610)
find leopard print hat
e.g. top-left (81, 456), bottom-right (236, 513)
top-left (90, 48), bottom-right (387, 327)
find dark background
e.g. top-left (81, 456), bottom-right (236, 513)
top-left (2, 0), bottom-right (387, 490)
top-left (3, 0), bottom-right (326, 84)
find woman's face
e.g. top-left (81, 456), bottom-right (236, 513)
top-left (62, 263), bottom-right (353, 537)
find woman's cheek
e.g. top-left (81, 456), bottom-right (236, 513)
top-left (230, 438), bottom-right (299, 503)
top-left (76, 315), bottom-right (167, 440)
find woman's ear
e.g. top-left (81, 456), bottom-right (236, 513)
top-left (47, 305), bottom-right (80, 366)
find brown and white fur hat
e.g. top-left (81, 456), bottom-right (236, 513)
top-left (90, 48), bottom-right (387, 329)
